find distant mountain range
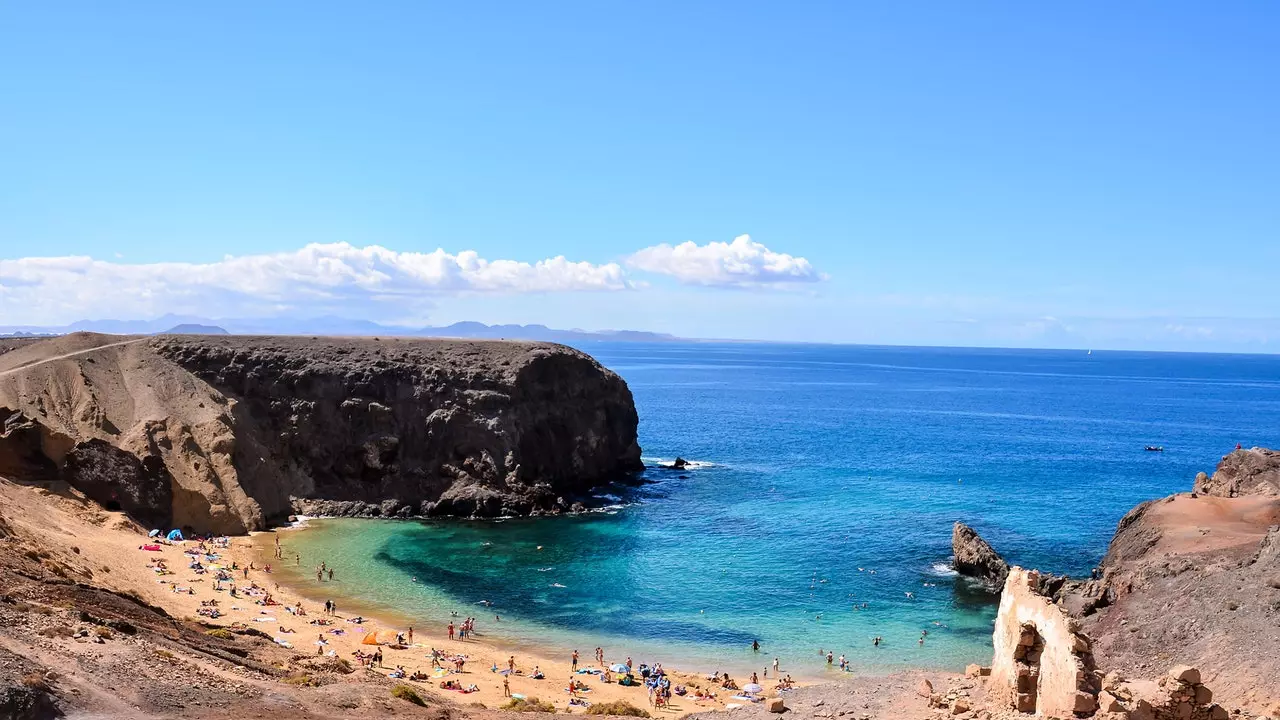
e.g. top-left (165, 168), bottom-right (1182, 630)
top-left (0, 314), bottom-right (680, 344)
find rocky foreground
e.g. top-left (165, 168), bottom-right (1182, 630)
top-left (948, 447), bottom-right (1280, 719)
top-left (0, 333), bottom-right (643, 534)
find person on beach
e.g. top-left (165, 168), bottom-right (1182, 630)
top-left (328, 568), bottom-right (334, 581)
top-left (508, 656), bottom-right (516, 673)
top-left (503, 676), bottom-right (510, 697)
top-left (572, 650), bottom-right (579, 670)
top-left (826, 651), bottom-right (833, 666)
top-left (408, 626), bottom-right (413, 645)
top-left (752, 639), bottom-right (759, 652)
top-left (448, 622), bottom-right (455, 640)
top-left (772, 657), bottom-right (779, 676)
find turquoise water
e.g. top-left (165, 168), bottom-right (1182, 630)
top-left (285, 343), bottom-right (1280, 677)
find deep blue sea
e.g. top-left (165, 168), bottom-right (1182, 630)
top-left (285, 343), bottom-right (1280, 678)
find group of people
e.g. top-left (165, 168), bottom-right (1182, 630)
top-left (446, 617), bottom-right (478, 640)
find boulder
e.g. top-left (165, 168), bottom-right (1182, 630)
top-left (1097, 690), bottom-right (1123, 713)
top-left (766, 697), bottom-right (785, 713)
top-left (952, 522), bottom-right (1010, 587)
top-left (917, 679), bottom-right (934, 697)
top-left (1167, 665), bottom-right (1201, 685)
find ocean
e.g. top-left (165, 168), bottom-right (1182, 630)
top-left (280, 342), bottom-right (1280, 678)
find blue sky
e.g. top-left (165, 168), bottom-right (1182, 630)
top-left (1, 2), bottom-right (1277, 350)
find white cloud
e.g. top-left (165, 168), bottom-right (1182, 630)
top-left (0, 242), bottom-right (629, 325)
top-left (626, 234), bottom-right (824, 287)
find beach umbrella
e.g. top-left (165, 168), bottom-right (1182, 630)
top-left (743, 683), bottom-right (763, 694)
top-left (148, 529), bottom-right (161, 537)
top-left (610, 664), bottom-right (629, 673)
top-left (361, 629), bottom-right (402, 645)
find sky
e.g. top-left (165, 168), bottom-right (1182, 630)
top-left (1, 2), bottom-right (1278, 351)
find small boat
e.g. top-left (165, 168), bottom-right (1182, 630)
top-left (1144, 445), bottom-right (1165, 452)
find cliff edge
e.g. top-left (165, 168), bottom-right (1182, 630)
top-left (1193, 447), bottom-right (1280, 497)
top-left (1069, 449), bottom-right (1280, 712)
top-left (0, 333), bottom-right (642, 533)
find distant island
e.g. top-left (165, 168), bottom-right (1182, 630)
top-left (0, 314), bottom-right (680, 343)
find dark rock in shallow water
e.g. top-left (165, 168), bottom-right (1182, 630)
top-left (952, 521), bottom-right (1010, 588)
top-left (671, 457), bottom-right (689, 469)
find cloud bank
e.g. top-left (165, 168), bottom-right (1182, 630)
top-left (0, 242), bottom-right (630, 324)
top-left (627, 234), bottom-right (824, 287)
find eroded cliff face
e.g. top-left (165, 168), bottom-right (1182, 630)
top-left (0, 333), bottom-right (642, 533)
top-left (1193, 447), bottom-right (1280, 497)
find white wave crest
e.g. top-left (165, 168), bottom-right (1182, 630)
top-left (642, 456), bottom-right (718, 470)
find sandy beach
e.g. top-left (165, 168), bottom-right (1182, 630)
top-left (0, 477), bottom-right (797, 717)
top-left (229, 524), bottom-right (799, 714)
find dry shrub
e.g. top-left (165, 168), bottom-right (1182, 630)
top-left (21, 673), bottom-right (50, 692)
top-left (391, 684), bottom-right (426, 706)
top-left (503, 696), bottom-right (557, 713)
top-left (585, 701), bottom-right (651, 717)
top-left (205, 628), bottom-right (234, 640)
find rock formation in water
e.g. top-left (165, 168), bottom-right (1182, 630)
top-left (0, 333), bottom-right (643, 534)
top-left (1192, 447), bottom-right (1280, 497)
top-left (952, 521), bottom-right (1010, 587)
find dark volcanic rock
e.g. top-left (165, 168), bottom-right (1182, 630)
top-left (952, 521), bottom-right (1010, 587)
top-left (0, 333), bottom-right (643, 533)
top-left (151, 336), bottom-right (643, 525)
top-left (1193, 447), bottom-right (1280, 497)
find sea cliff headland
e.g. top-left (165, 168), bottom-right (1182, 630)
top-left (0, 333), bottom-right (643, 534)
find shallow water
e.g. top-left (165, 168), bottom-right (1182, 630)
top-left (284, 343), bottom-right (1280, 677)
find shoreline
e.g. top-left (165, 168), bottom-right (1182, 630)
top-left (252, 517), bottom-right (980, 686)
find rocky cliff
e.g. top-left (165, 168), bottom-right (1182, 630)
top-left (1192, 447), bottom-right (1280, 497)
top-left (1062, 448), bottom-right (1280, 712)
top-left (0, 333), bottom-right (643, 534)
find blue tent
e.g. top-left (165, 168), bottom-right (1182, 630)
top-left (166, 529), bottom-right (184, 542)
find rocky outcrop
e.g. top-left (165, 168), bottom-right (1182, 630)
top-left (952, 521), bottom-right (1010, 587)
top-left (0, 333), bottom-right (643, 533)
top-left (1193, 447), bottom-right (1280, 497)
top-left (1050, 450), bottom-right (1280, 712)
